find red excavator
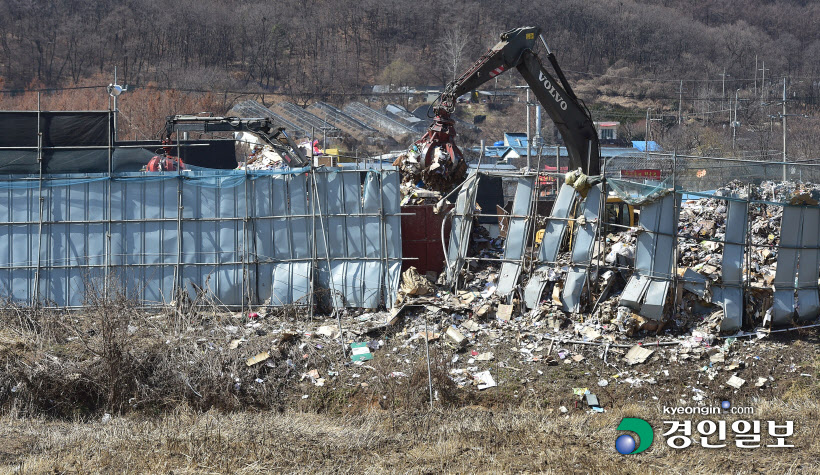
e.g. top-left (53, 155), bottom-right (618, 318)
top-left (415, 26), bottom-right (601, 181)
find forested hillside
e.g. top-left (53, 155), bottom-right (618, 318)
top-left (0, 0), bottom-right (818, 157)
top-left (1, 0), bottom-right (817, 95)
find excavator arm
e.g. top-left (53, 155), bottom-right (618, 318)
top-left (158, 115), bottom-right (310, 169)
top-left (421, 26), bottom-right (600, 176)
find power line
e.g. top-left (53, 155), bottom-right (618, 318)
top-left (0, 85), bottom-right (106, 94)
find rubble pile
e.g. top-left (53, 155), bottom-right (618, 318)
top-left (677, 197), bottom-right (728, 275)
top-left (236, 141), bottom-right (289, 170)
top-left (393, 144), bottom-right (467, 200)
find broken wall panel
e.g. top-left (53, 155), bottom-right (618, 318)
top-left (444, 172), bottom-right (479, 285)
top-left (620, 192), bottom-right (679, 319)
top-left (561, 184), bottom-right (602, 312)
top-left (523, 183), bottom-right (576, 309)
top-left (797, 207), bottom-right (820, 321)
top-left (496, 176), bottom-right (535, 297)
top-left (772, 206), bottom-right (801, 325)
top-left (718, 199), bottom-right (748, 332)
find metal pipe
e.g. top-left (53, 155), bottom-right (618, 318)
top-left (309, 168), bottom-right (345, 357)
top-left (105, 107), bottom-right (113, 301)
top-left (423, 313), bottom-right (434, 409)
top-left (671, 151), bottom-right (679, 317)
top-left (32, 93), bottom-right (44, 307)
top-left (174, 129), bottom-right (184, 303)
top-left (376, 170), bottom-right (390, 309)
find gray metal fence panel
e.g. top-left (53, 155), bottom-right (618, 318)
top-left (497, 176), bottom-right (534, 297)
top-left (180, 175), bottom-right (246, 304)
top-left (445, 172), bottom-right (479, 285)
top-left (382, 170), bottom-right (402, 307)
top-left (562, 184), bottom-right (603, 312)
top-left (288, 174), bottom-right (312, 303)
top-left (537, 184), bottom-right (575, 263)
top-left (772, 206), bottom-right (801, 325)
top-left (797, 207), bottom-right (820, 321)
top-left (719, 199), bottom-right (748, 332)
top-left (110, 176), bottom-right (177, 304)
top-left (621, 193), bottom-right (678, 319)
top-left (43, 179), bottom-right (107, 306)
top-left (0, 183), bottom-right (39, 302)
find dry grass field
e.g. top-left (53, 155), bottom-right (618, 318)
top-left (1, 400), bottom-right (818, 473)
top-left (1, 296), bottom-right (819, 473)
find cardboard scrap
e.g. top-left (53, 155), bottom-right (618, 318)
top-left (726, 375), bottom-right (746, 389)
top-left (755, 377), bottom-right (768, 388)
top-left (246, 351), bottom-right (270, 366)
top-left (624, 345), bottom-right (654, 365)
top-left (446, 325), bottom-right (467, 346)
top-left (475, 352), bottom-right (495, 361)
top-left (400, 266), bottom-right (435, 295)
top-left (316, 325), bottom-right (339, 339)
top-left (350, 342), bottom-right (373, 362)
top-left (496, 304), bottom-right (513, 322)
top-left (461, 320), bottom-right (480, 332)
top-left (473, 370), bottom-right (496, 390)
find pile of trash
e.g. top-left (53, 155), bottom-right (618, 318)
top-left (393, 144), bottom-right (467, 199)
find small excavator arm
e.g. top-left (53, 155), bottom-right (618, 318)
top-left (157, 116), bottom-right (310, 169)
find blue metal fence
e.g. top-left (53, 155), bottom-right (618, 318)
top-left (0, 168), bottom-right (402, 309)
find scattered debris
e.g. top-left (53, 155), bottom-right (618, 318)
top-left (726, 375), bottom-right (746, 389)
top-left (246, 352), bottom-right (270, 367)
top-left (350, 342), bottom-right (373, 362)
top-left (624, 345), bottom-right (654, 365)
top-left (445, 325), bottom-right (467, 347)
top-left (473, 371), bottom-right (497, 390)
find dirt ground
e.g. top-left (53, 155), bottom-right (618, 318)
top-left (1, 303), bottom-right (819, 473)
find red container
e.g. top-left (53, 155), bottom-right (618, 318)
top-left (401, 204), bottom-right (452, 274)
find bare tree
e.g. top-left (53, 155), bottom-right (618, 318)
top-left (436, 26), bottom-right (471, 84)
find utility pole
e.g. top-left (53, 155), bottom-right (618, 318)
top-left (782, 77), bottom-right (787, 181)
top-left (113, 66), bottom-right (118, 140)
top-left (524, 87), bottom-right (531, 170)
top-left (732, 89), bottom-right (739, 150)
top-left (720, 67), bottom-right (729, 110)
top-left (678, 80), bottom-right (683, 125)
top-left (754, 55), bottom-right (758, 95)
top-left (645, 108), bottom-right (650, 159)
top-left (759, 61), bottom-right (768, 103)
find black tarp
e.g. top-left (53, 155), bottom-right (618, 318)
top-left (0, 108), bottom-right (237, 173)
top-left (115, 140), bottom-right (237, 170)
top-left (0, 111), bottom-right (110, 147)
